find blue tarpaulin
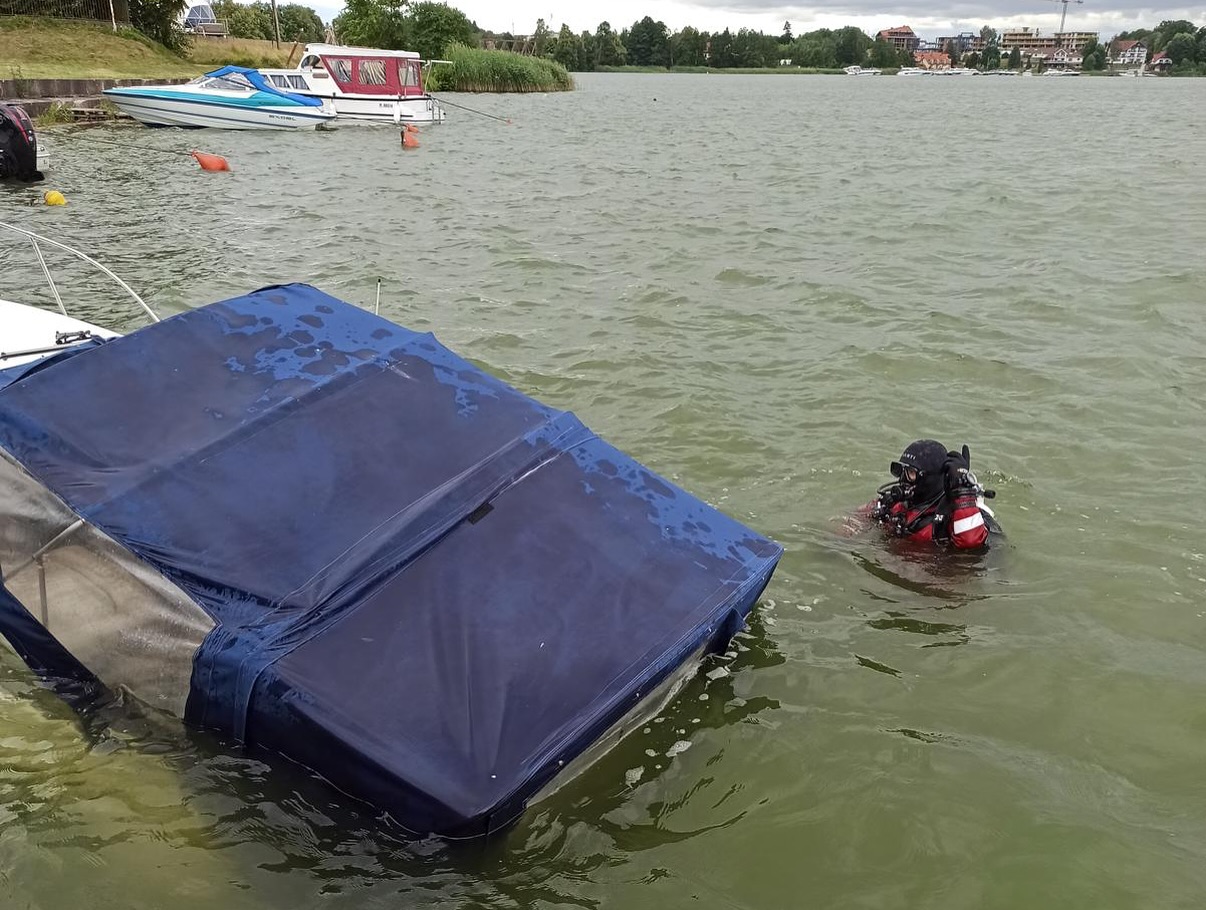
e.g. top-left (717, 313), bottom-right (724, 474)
top-left (0, 285), bottom-right (782, 836)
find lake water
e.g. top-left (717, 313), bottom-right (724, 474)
top-left (3, 72), bottom-right (1206, 909)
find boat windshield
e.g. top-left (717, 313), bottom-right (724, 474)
top-left (193, 73), bottom-right (255, 92)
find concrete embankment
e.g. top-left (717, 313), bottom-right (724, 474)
top-left (0, 77), bottom-right (187, 118)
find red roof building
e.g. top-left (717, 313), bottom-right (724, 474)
top-left (877, 25), bottom-right (920, 52)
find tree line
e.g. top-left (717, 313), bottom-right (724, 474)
top-left (512, 18), bottom-right (915, 71)
top-left (1115, 19), bottom-right (1206, 73)
top-left (210, 0), bottom-right (325, 42)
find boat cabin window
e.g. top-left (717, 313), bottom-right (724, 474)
top-left (399, 60), bottom-right (421, 89)
top-left (299, 54), bottom-right (321, 69)
top-left (268, 74), bottom-right (309, 90)
top-left (359, 59), bottom-right (387, 85)
top-left (326, 58), bottom-right (353, 85)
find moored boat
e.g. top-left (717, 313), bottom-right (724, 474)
top-left (0, 226), bottom-right (782, 839)
top-left (103, 66), bottom-right (336, 130)
top-left (260, 44), bottom-right (446, 124)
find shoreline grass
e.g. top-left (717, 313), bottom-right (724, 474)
top-left (430, 44), bottom-right (573, 93)
top-left (0, 17), bottom-right (290, 80)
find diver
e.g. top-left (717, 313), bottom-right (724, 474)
top-left (866, 439), bottom-right (1000, 548)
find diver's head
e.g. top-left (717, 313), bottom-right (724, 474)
top-left (890, 439), bottom-right (947, 503)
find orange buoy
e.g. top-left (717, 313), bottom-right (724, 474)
top-left (192, 150), bottom-right (231, 172)
top-left (401, 131), bottom-right (420, 149)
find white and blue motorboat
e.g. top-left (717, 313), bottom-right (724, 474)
top-left (102, 65), bottom-right (336, 130)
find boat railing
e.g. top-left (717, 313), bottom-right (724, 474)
top-left (0, 220), bottom-right (159, 325)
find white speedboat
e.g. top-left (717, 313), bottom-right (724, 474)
top-left (260, 44), bottom-right (446, 124)
top-left (843, 65), bottom-right (882, 76)
top-left (103, 66), bottom-right (336, 130)
top-left (0, 222), bottom-right (155, 380)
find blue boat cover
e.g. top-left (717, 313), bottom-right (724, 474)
top-left (0, 285), bottom-right (782, 836)
top-left (204, 65), bottom-right (324, 107)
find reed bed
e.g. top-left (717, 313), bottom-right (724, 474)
top-left (430, 44), bottom-right (573, 93)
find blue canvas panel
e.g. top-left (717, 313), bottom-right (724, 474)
top-left (0, 285), bottom-right (782, 835)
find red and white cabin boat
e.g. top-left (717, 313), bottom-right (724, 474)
top-left (260, 44), bottom-right (446, 124)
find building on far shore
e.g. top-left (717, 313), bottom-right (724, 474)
top-left (877, 25), bottom-right (920, 52)
top-left (1048, 47), bottom-right (1083, 68)
top-left (1056, 31), bottom-right (1098, 48)
top-left (1109, 39), bottom-right (1148, 65)
top-left (935, 32), bottom-right (980, 56)
top-left (1149, 51), bottom-right (1172, 71)
top-left (912, 50), bottom-right (950, 69)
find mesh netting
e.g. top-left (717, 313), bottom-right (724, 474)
top-left (0, 448), bottom-right (212, 715)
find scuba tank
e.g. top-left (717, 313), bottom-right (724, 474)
top-left (0, 103), bottom-right (44, 183)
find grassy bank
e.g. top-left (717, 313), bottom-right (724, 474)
top-left (595, 64), bottom-right (844, 75)
top-left (430, 44), bottom-right (573, 92)
top-left (0, 17), bottom-right (292, 80)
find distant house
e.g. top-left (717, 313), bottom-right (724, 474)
top-left (1149, 51), bottom-right (1172, 71)
top-left (877, 25), bottom-right (920, 52)
top-left (1049, 47), bottom-right (1083, 68)
top-left (912, 50), bottom-right (950, 69)
top-left (1109, 39), bottom-right (1147, 66)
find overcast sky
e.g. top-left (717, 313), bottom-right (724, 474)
top-left (309, 0), bottom-right (1204, 41)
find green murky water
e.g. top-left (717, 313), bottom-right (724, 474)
top-left (3, 73), bottom-right (1206, 909)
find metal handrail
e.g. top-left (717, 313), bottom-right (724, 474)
top-left (0, 220), bottom-right (159, 324)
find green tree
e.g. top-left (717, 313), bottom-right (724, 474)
top-left (671, 26), bottom-right (707, 67)
top-left (334, 0), bottom-right (410, 49)
top-left (869, 37), bottom-right (898, 68)
top-left (532, 17), bottom-right (551, 56)
top-left (965, 50), bottom-right (980, 68)
top-left (228, 2), bottom-right (273, 39)
top-left (277, 4), bottom-right (324, 42)
top-left (781, 20), bottom-right (793, 43)
top-left (1008, 46), bottom-right (1021, 69)
top-left (625, 16), bottom-right (670, 66)
top-left (709, 27), bottom-right (735, 67)
top-left (1151, 19), bottom-right (1196, 50)
top-left (1080, 37), bottom-right (1107, 69)
top-left (945, 39), bottom-right (960, 66)
top-left (578, 29), bottom-right (596, 71)
top-left (979, 25), bottom-right (1001, 69)
top-left (130, 0), bottom-right (186, 50)
top-left (551, 23), bottom-right (580, 69)
top-left (594, 21), bottom-right (626, 66)
top-left (832, 25), bottom-right (869, 66)
top-left (792, 29), bottom-right (837, 68)
top-left (731, 27), bottom-right (776, 67)
top-left (407, 2), bottom-right (475, 59)
top-left (1163, 31), bottom-right (1197, 64)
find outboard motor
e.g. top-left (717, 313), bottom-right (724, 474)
top-left (0, 103), bottom-right (44, 183)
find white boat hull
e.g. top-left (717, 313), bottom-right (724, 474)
top-left (325, 95), bottom-right (445, 123)
top-left (103, 94), bottom-right (335, 130)
top-left (0, 299), bottom-right (118, 371)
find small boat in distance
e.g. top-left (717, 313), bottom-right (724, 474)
top-left (260, 44), bottom-right (447, 124)
top-left (103, 66), bottom-right (336, 130)
top-left (843, 65), bottom-right (882, 76)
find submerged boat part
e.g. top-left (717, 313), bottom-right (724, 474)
top-left (0, 283), bottom-right (782, 837)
